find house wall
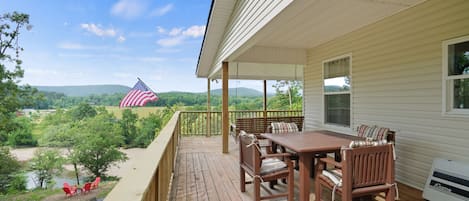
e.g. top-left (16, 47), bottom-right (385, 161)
top-left (212, 0), bottom-right (292, 70)
top-left (304, 0), bottom-right (469, 189)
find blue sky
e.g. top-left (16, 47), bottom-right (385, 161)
top-left (1, 0), bottom-right (271, 93)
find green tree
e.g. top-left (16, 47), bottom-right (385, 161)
top-left (69, 102), bottom-right (97, 121)
top-left (75, 110), bottom-right (127, 177)
top-left (0, 147), bottom-right (22, 194)
top-left (40, 123), bottom-right (82, 185)
top-left (270, 80), bottom-right (303, 110)
top-left (29, 148), bottom-right (64, 189)
top-left (120, 109), bottom-right (138, 146)
top-left (0, 12), bottom-right (38, 144)
top-left (7, 116), bottom-right (36, 147)
top-left (135, 113), bottom-right (162, 147)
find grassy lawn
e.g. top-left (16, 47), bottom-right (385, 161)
top-left (0, 181), bottom-right (117, 201)
top-left (105, 106), bottom-right (164, 119)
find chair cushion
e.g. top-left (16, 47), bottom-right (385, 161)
top-left (349, 139), bottom-right (388, 148)
top-left (271, 122), bottom-right (299, 134)
top-left (322, 169), bottom-right (343, 186)
top-left (357, 124), bottom-right (389, 140)
top-left (260, 158), bottom-right (287, 174)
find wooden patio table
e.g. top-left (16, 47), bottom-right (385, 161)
top-left (261, 130), bottom-right (363, 201)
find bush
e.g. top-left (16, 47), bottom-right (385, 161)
top-left (0, 147), bottom-right (21, 194)
top-left (7, 117), bottom-right (37, 147)
top-left (7, 173), bottom-right (27, 193)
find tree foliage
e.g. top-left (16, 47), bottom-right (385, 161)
top-left (120, 109), bottom-right (138, 146)
top-left (0, 147), bottom-right (22, 194)
top-left (270, 80), bottom-right (303, 110)
top-left (74, 110), bottom-right (127, 177)
top-left (0, 12), bottom-right (38, 144)
top-left (29, 148), bottom-right (64, 189)
top-left (134, 112), bottom-right (162, 147)
top-left (7, 116), bottom-right (36, 147)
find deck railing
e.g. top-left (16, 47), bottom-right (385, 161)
top-left (105, 110), bottom-right (301, 200)
top-left (178, 110), bottom-right (302, 136)
top-left (105, 111), bottom-right (180, 201)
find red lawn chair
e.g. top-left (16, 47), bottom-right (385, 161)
top-left (82, 182), bottom-right (92, 194)
top-left (62, 187), bottom-right (77, 197)
top-left (91, 177), bottom-right (101, 189)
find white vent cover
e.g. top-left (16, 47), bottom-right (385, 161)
top-left (423, 158), bottom-right (469, 201)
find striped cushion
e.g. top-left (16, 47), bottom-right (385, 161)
top-left (322, 169), bottom-right (342, 186)
top-left (260, 158), bottom-right (287, 174)
top-left (271, 122), bottom-right (299, 134)
top-left (357, 124), bottom-right (389, 140)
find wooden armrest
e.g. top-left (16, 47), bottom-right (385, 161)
top-left (319, 157), bottom-right (342, 168)
top-left (261, 153), bottom-right (291, 159)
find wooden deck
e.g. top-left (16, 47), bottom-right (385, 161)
top-left (169, 136), bottom-right (423, 201)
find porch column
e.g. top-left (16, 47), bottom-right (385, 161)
top-left (207, 78), bottom-right (211, 137)
top-left (222, 61), bottom-right (229, 153)
top-left (263, 80), bottom-right (267, 124)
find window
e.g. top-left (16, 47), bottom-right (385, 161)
top-left (443, 36), bottom-right (469, 116)
top-left (323, 55), bottom-right (351, 127)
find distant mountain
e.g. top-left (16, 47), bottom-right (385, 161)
top-left (35, 85), bottom-right (131, 97)
top-left (35, 85), bottom-right (272, 97)
top-left (207, 87), bottom-right (267, 97)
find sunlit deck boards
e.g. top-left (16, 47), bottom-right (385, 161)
top-left (169, 136), bottom-right (423, 201)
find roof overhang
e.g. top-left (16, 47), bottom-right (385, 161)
top-left (196, 0), bottom-right (426, 80)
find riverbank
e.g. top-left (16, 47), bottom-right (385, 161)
top-left (10, 147), bottom-right (146, 178)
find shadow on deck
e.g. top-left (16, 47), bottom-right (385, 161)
top-left (169, 136), bottom-right (422, 201)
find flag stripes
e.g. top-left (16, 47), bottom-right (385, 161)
top-left (119, 79), bottom-right (159, 107)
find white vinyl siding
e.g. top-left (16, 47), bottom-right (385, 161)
top-left (303, 0), bottom-right (469, 189)
top-left (212, 0), bottom-right (293, 71)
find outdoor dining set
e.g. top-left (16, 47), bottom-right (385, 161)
top-left (236, 119), bottom-right (397, 201)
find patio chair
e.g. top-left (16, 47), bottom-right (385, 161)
top-left (239, 132), bottom-right (294, 201)
top-left (82, 182), bottom-right (92, 194)
top-left (62, 186), bottom-right (77, 197)
top-left (91, 177), bottom-right (101, 189)
top-left (315, 143), bottom-right (396, 201)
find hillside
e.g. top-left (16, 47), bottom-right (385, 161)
top-left (34, 85), bottom-right (272, 98)
top-left (203, 87), bottom-right (273, 97)
top-left (35, 85), bottom-right (131, 97)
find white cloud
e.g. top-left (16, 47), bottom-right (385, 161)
top-left (168, 28), bottom-right (182, 36)
top-left (150, 4), bottom-right (173, 16)
top-left (155, 25), bottom-right (205, 47)
top-left (80, 23), bottom-right (116, 37)
top-left (182, 25), bottom-right (205, 38)
top-left (111, 0), bottom-right (147, 19)
top-left (156, 26), bottom-right (166, 34)
top-left (157, 36), bottom-right (184, 47)
top-left (117, 35), bottom-right (126, 43)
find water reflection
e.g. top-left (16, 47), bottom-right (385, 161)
top-left (25, 172), bottom-right (84, 190)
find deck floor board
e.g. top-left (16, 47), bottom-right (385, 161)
top-left (169, 136), bottom-right (422, 201)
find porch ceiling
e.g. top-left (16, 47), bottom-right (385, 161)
top-left (197, 0), bottom-right (426, 80)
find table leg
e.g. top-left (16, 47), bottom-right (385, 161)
top-left (299, 153), bottom-right (313, 201)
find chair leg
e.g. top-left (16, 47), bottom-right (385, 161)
top-left (385, 187), bottom-right (395, 201)
top-left (254, 177), bottom-right (261, 201)
top-left (315, 181), bottom-right (322, 201)
top-left (240, 168), bottom-right (246, 192)
top-left (288, 166), bottom-right (294, 201)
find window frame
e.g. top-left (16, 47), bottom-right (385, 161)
top-left (442, 35), bottom-right (469, 117)
top-left (322, 53), bottom-right (353, 129)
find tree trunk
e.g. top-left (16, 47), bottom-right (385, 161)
top-left (73, 163), bottom-right (80, 185)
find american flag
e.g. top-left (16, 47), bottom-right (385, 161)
top-left (119, 78), bottom-right (159, 108)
